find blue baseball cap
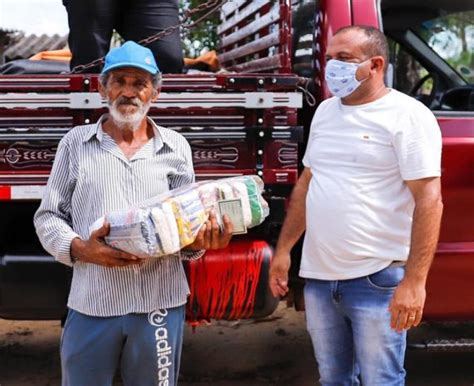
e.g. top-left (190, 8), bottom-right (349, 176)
top-left (101, 41), bottom-right (160, 75)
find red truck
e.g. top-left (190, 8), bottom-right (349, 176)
top-left (0, 0), bottom-right (473, 345)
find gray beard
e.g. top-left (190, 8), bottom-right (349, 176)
top-left (108, 98), bottom-right (151, 132)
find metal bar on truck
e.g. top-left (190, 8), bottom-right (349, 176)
top-left (0, 74), bottom-right (301, 92)
top-left (279, 0), bottom-right (292, 73)
top-left (0, 92), bottom-right (302, 109)
top-left (228, 55), bottom-right (283, 73)
top-left (0, 184), bottom-right (47, 198)
top-left (0, 77), bottom-right (74, 90)
top-left (218, 31), bottom-right (280, 64)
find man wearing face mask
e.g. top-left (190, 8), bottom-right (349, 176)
top-left (269, 26), bottom-right (443, 385)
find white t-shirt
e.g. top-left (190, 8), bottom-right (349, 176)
top-left (300, 89), bottom-right (442, 280)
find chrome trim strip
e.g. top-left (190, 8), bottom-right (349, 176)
top-left (1, 92), bottom-right (303, 109)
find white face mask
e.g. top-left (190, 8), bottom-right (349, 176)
top-left (325, 59), bottom-right (368, 98)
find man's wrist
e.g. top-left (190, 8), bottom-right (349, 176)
top-left (70, 237), bottom-right (84, 263)
top-left (274, 244), bottom-right (292, 258)
top-left (401, 269), bottom-right (427, 286)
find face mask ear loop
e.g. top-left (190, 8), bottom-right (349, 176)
top-left (356, 58), bottom-right (373, 84)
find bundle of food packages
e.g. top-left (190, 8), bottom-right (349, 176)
top-left (89, 175), bottom-right (269, 258)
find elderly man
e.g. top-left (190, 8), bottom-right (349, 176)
top-left (269, 26), bottom-right (443, 385)
top-left (34, 41), bottom-right (232, 386)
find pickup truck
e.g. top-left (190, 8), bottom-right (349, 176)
top-left (0, 0), bottom-right (473, 341)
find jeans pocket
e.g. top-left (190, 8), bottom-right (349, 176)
top-left (366, 265), bottom-right (405, 290)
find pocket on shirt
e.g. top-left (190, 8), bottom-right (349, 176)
top-left (366, 265), bottom-right (405, 290)
top-left (355, 136), bottom-right (395, 168)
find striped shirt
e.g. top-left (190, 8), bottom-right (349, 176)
top-left (34, 115), bottom-right (203, 317)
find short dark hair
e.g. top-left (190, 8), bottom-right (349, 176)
top-left (99, 70), bottom-right (162, 90)
top-left (334, 25), bottom-right (389, 72)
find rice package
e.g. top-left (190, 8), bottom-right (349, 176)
top-left (90, 175), bottom-right (269, 258)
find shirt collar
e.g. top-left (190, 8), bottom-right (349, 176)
top-left (82, 114), bottom-right (176, 153)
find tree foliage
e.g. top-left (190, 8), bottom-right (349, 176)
top-left (418, 10), bottom-right (474, 83)
top-left (179, 0), bottom-right (219, 58)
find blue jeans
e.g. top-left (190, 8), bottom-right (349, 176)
top-left (61, 306), bottom-right (185, 386)
top-left (304, 265), bottom-right (407, 386)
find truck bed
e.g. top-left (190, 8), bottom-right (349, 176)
top-left (0, 72), bottom-right (302, 320)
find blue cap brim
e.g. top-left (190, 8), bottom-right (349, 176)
top-left (102, 62), bottom-right (158, 75)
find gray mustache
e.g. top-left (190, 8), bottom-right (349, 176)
top-left (116, 97), bottom-right (142, 107)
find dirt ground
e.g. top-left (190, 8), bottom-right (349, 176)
top-left (1, 303), bottom-right (474, 386)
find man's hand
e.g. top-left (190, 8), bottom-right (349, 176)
top-left (187, 210), bottom-right (233, 250)
top-left (269, 251), bottom-right (291, 297)
top-left (71, 222), bottom-right (141, 267)
top-left (268, 168), bottom-right (311, 299)
top-left (389, 277), bottom-right (426, 332)
top-left (388, 177), bottom-right (442, 332)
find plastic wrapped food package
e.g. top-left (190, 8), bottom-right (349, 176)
top-left (90, 175), bottom-right (269, 258)
top-left (104, 207), bottom-right (157, 258)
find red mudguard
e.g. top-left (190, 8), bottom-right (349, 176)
top-left (185, 240), bottom-right (278, 322)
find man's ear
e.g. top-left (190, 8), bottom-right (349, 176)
top-left (152, 89), bottom-right (160, 102)
top-left (98, 81), bottom-right (107, 98)
top-left (371, 56), bottom-right (385, 73)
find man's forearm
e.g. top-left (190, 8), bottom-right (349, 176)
top-left (405, 194), bottom-right (443, 284)
top-left (275, 169), bottom-right (312, 254)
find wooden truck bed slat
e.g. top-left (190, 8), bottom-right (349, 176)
top-left (218, 0), bottom-right (272, 35)
top-left (218, 0), bottom-right (291, 74)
